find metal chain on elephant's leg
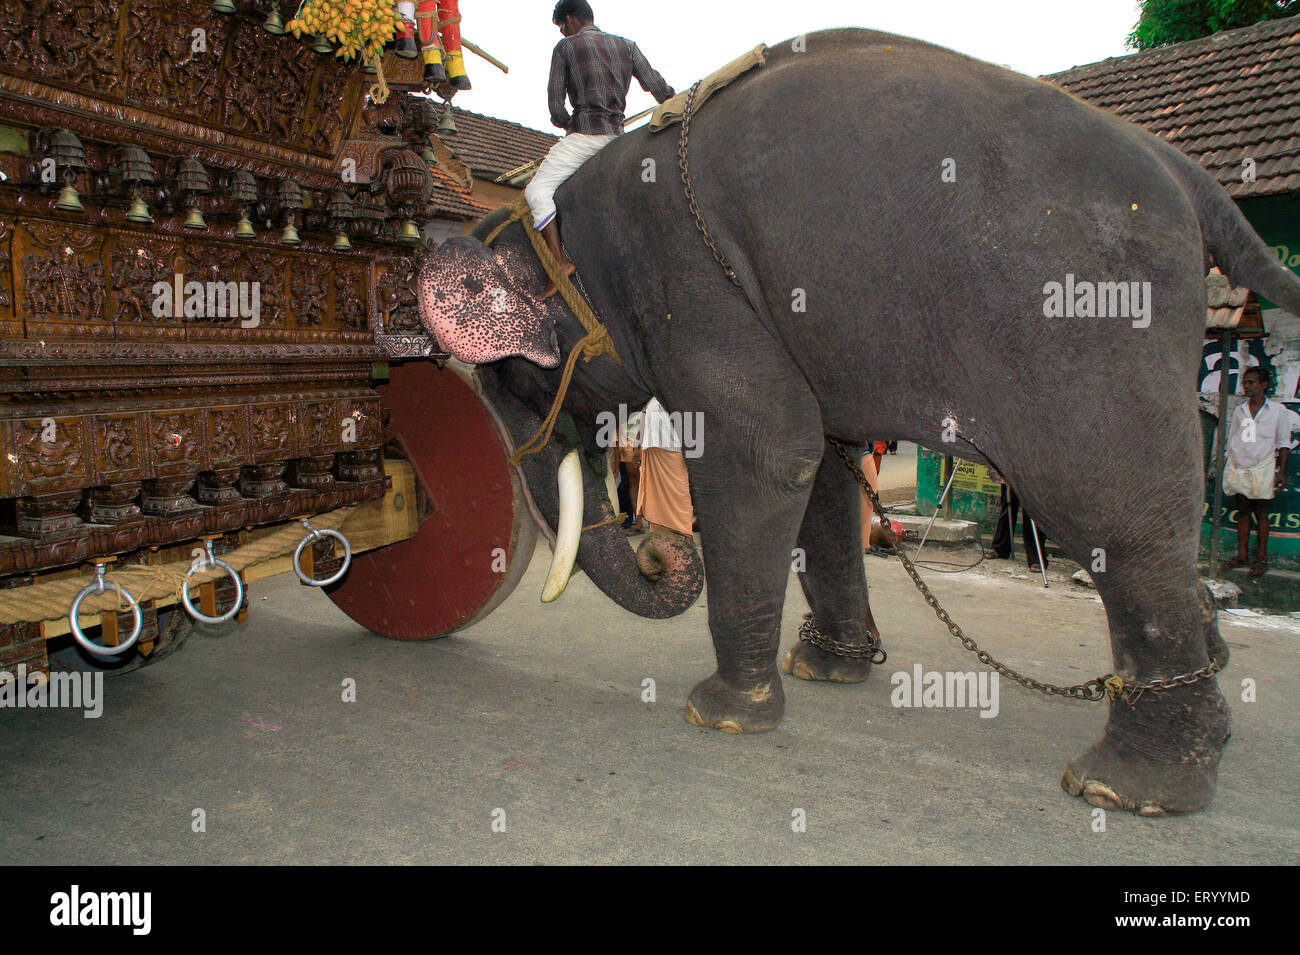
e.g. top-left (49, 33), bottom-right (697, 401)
top-left (798, 615), bottom-right (887, 663)
top-left (826, 439), bottom-right (1226, 704)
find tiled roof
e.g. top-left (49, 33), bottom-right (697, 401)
top-left (1207, 268), bottom-right (1264, 333)
top-left (428, 165), bottom-right (495, 221)
top-left (1046, 14), bottom-right (1300, 198)
top-left (440, 106), bottom-right (559, 180)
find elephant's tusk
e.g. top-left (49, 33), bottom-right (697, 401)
top-left (542, 450), bottom-right (583, 603)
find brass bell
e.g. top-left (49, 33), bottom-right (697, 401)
top-left (280, 222), bottom-right (300, 245)
top-left (55, 181), bottom-right (83, 212)
top-left (420, 144), bottom-right (436, 163)
top-left (125, 195), bottom-right (153, 224)
top-left (211, 0), bottom-right (237, 13)
top-left (235, 212), bottom-right (256, 238)
top-left (312, 34), bottom-right (333, 54)
top-left (437, 109), bottom-right (457, 136)
top-left (398, 219), bottom-right (423, 244)
top-left (184, 205), bottom-right (207, 230)
top-left (332, 232), bottom-right (352, 251)
top-left (263, 8), bottom-right (285, 35)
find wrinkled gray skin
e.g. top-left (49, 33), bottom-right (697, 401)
top-left (417, 29), bottom-right (1300, 813)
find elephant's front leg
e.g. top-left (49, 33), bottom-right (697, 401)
top-left (679, 394), bottom-right (825, 734)
top-left (782, 439), bottom-right (881, 684)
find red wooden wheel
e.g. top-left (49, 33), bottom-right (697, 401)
top-left (325, 361), bottom-right (537, 639)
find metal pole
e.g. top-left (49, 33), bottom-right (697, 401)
top-left (942, 454), bottom-right (954, 520)
top-left (1209, 329), bottom-right (1233, 577)
top-left (1029, 516), bottom-right (1048, 588)
top-left (915, 459), bottom-right (961, 559)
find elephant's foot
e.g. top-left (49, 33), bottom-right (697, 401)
top-left (1061, 682), bottom-right (1230, 815)
top-left (781, 639), bottom-right (873, 683)
top-left (684, 670), bottom-right (785, 734)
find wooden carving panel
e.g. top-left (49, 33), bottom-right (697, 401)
top-left (109, 239), bottom-right (178, 326)
top-left (346, 396), bottom-right (383, 447)
top-left (300, 399), bottom-right (340, 455)
top-left (121, 1), bottom-right (222, 115)
top-left (17, 222), bottom-right (108, 334)
top-left (334, 267), bottom-right (367, 332)
top-left (292, 263), bottom-right (331, 330)
top-left (208, 405), bottom-right (248, 469)
top-left (94, 413), bottom-right (145, 484)
top-left (5, 416), bottom-right (89, 496)
top-left (0, 218), bottom-right (12, 312)
top-left (0, 1), bottom-right (122, 97)
top-left (375, 256), bottom-right (421, 335)
top-left (148, 409), bottom-right (202, 475)
top-left (0, 0), bottom-right (360, 159)
top-left (250, 403), bottom-right (295, 462)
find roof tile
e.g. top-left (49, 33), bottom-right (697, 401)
top-left (1047, 14), bottom-right (1300, 197)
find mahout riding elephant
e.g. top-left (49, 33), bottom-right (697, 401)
top-left (416, 29), bottom-right (1300, 814)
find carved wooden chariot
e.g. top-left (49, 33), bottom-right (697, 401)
top-left (0, 0), bottom-right (536, 676)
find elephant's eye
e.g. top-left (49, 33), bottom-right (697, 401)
top-left (462, 274), bottom-right (484, 295)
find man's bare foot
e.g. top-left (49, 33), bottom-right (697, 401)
top-left (539, 261), bottom-right (577, 300)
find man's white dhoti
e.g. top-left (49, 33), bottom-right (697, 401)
top-left (524, 132), bottom-right (618, 230)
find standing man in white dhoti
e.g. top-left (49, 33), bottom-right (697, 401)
top-left (526, 0), bottom-right (675, 299)
top-left (1223, 366), bottom-right (1294, 577)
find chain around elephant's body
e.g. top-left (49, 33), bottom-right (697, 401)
top-left (826, 439), bottom-right (1226, 704)
top-left (678, 81), bottom-right (742, 290)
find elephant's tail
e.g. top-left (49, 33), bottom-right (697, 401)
top-left (1151, 136), bottom-right (1300, 315)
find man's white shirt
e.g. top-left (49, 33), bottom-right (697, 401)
top-left (641, 398), bottom-right (682, 453)
top-left (1227, 398), bottom-right (1295, 469)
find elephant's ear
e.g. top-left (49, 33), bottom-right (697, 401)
top-left (417, 237), bottom-right (562, 368)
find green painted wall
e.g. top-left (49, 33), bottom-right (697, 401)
top-left (915, 447), bottom-right (1002, 530)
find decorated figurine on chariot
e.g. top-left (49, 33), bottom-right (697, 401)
top-left (395, 0), bottom-right (471, 89)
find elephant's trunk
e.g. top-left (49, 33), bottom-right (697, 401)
top-left (478, 370), bottom-right (704, 618)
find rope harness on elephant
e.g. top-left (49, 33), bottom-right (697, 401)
top-left (675, 81), bottom-right (1228, 706)
top-left (482, 198), bottom-right (621, 470)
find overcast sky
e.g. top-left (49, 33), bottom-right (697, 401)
top-left (450, 0), bottom-right (1144, 132)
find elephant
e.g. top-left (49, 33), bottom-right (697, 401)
top-left (415, 28), bottom-right (1300, 814)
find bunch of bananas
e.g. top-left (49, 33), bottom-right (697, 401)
top-left (288, 0), bottom-right (403, 61)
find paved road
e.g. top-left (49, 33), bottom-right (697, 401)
top-left (2, 540), bottom-right (1296, 865)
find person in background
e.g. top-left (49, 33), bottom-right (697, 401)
top-left (614, 408), bottom-right (644, 535)
top-left (985, 470), bottom-right (1049, 572)
top-left (636, 398), bottom-right (694, 537)
top-left (859, 450), bottom-right (901, 553)
top-left (869, 439), bottom-right (887, 474)
top-left (860, 450), bottom-right (880, 551)
top-left (1222, 366), bottom-right (1294, 577)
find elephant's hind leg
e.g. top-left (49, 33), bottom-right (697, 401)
top-left (782, 438), bottom-right (881, 684)
top-left (1006, 417), bottom-right (1230, 813)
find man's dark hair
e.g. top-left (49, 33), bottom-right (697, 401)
top-left (553, 1), bottom-right (595, 26)
top-left (1244, 366), bottom-right (1273, 391)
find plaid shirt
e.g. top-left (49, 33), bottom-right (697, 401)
top-left (548, 26), bottom-right (674, 136)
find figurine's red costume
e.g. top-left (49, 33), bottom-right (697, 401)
top-left (395, 1), bottom-right (470, 89)
top-left (395, 2), bottom-right (418, 58)
top-left (417, 0), bottom-right (470, 89)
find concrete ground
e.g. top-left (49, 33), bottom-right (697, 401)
top-left (2, 530), bottom-right (1296, 865)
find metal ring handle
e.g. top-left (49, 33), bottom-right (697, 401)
top-left (181, 541), bottom-right (245, 624)
top-left (293, 525), bottom-right (352, 587)
top-left (68, 572), bottom-right (143, 658)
